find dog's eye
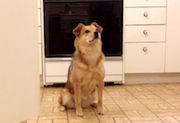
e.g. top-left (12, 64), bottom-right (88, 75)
top-left (85, 30), bottom-right (90, 33)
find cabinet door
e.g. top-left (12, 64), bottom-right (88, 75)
top-left (125, 43), bottom-right (165, 73)
top-left (0, 0), bottom-right (39, 122)
top-left (166, 0), bottom-right (180, 72)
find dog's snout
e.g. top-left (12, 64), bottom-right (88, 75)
top-left (94, 31), bottom-right (99, 39)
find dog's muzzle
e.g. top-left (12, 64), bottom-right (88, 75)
top-left (94, 31), bottom-right (99, 39)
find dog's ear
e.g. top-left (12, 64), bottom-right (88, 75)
top-left (73, 23), bottom-right (84, 37)
top-left (91, 22), bottom-right (103, 34)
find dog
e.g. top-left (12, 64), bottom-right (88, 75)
top-left (58, 22), bottom-right (105, 117)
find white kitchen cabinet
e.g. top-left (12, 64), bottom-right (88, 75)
top-left (166, 0), bottom-right (180, 72)
top-left (125, 43), bottom-right (165, 73)
top-left (124, 0), bottom-right (167, 74)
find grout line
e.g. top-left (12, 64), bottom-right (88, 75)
top-left (123, 86), bottom-right (165, 123)
top-left (40, 87), bottom-right (44, 104)
top-left (112, 117), bottom-right (117, 123)
top-left (174, 117), bottom-right (180, 123)
top-left (103, 87), bottom-right (133, 123)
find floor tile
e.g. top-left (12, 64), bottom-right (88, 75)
top-left (27, 119), bottom-right (37, 123)
top-left (53, 119), bottom-right (68, 123)
top-left (114, 117), bottom-right (131, 123)
top-left (38, 119), bottom-right (52, 123)
top-left (27, 83), bottom-right (180, 123)
top-left (98, 117), bottom-right (115, 123)
top-left (159, 116), bottom-right (179, 123)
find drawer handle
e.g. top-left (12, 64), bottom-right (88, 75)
top-left (143, 30), bottom-right (148, 36)
top-left (143, 47), bottom-right (148, 52)
top-left (143, 12), bottom-right (148, 18)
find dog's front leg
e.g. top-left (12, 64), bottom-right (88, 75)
top-left (97, 81), bottom-right (104, 115)
top-left (74, 83), bottom-right (83, 117)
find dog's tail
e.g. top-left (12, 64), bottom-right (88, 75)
top-left (58, 88), bottom-right (74, 111)
top-left (58, 89), bottom-right (66, 111)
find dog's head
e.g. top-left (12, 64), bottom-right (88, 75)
top-left (73, 22), bottom-right (103, 44)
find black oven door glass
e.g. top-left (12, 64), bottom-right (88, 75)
top-left (44, 0), bottom-right (123, 57)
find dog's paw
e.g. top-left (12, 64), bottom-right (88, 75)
top-left (97, 110), bottom-right (104, 115)
top-left (98, 111), bottom-right (104, 115)
top-left (97, 107), bottom-right (104, 115)
top-left (59, 106), bottom-right (66, 111)
top-left (76, 111), bottom-right (84, 117)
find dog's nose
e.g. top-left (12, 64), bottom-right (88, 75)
top-left (94, 31), bottom-right (99, 39)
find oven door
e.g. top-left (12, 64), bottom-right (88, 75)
top-left (44, 1), bottom-right (123, 58)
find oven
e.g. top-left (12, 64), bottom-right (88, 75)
top-left (44, 0), bottom-right (123, 58)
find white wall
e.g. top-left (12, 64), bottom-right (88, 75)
top-left (0, 0), bottom-right (40, 122)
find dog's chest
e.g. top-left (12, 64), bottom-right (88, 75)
top-left (80, 69), bottom-right (101, 95)
top-left (83, 51), bottom-right (100, 66)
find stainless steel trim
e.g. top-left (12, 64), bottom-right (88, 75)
top-left (105, 56), bottom-right (123, 60)
top-left (45, 56), bottom-right (123, 61)
top-left (46, 57), bottom-right (72, 61)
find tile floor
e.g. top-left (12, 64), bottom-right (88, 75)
top-left (27, 83), bottom-right (180, 123)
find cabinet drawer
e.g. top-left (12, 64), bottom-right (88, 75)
top-left (126, 0), bottom-right (166, 7)
top-left (125, 25), bottom-right (166, 42)
top-left (104, 60), bottom-right (123, 75)
top-left (46, 60), bottom-right (122, 76)
top-left (125, 43), bottom-right (165, 73)
top-left (46, 76), bottom-right (67, 83)
top-left (46, 61), bottom-right (71, 76)
top-left (125, 8), bottom-right (166, 24)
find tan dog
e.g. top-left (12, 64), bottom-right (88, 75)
top-left (58, 22), bottom-right (105, 117)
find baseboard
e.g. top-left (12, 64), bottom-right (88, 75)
top-left (125, 73), bottom-right (180, 84)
